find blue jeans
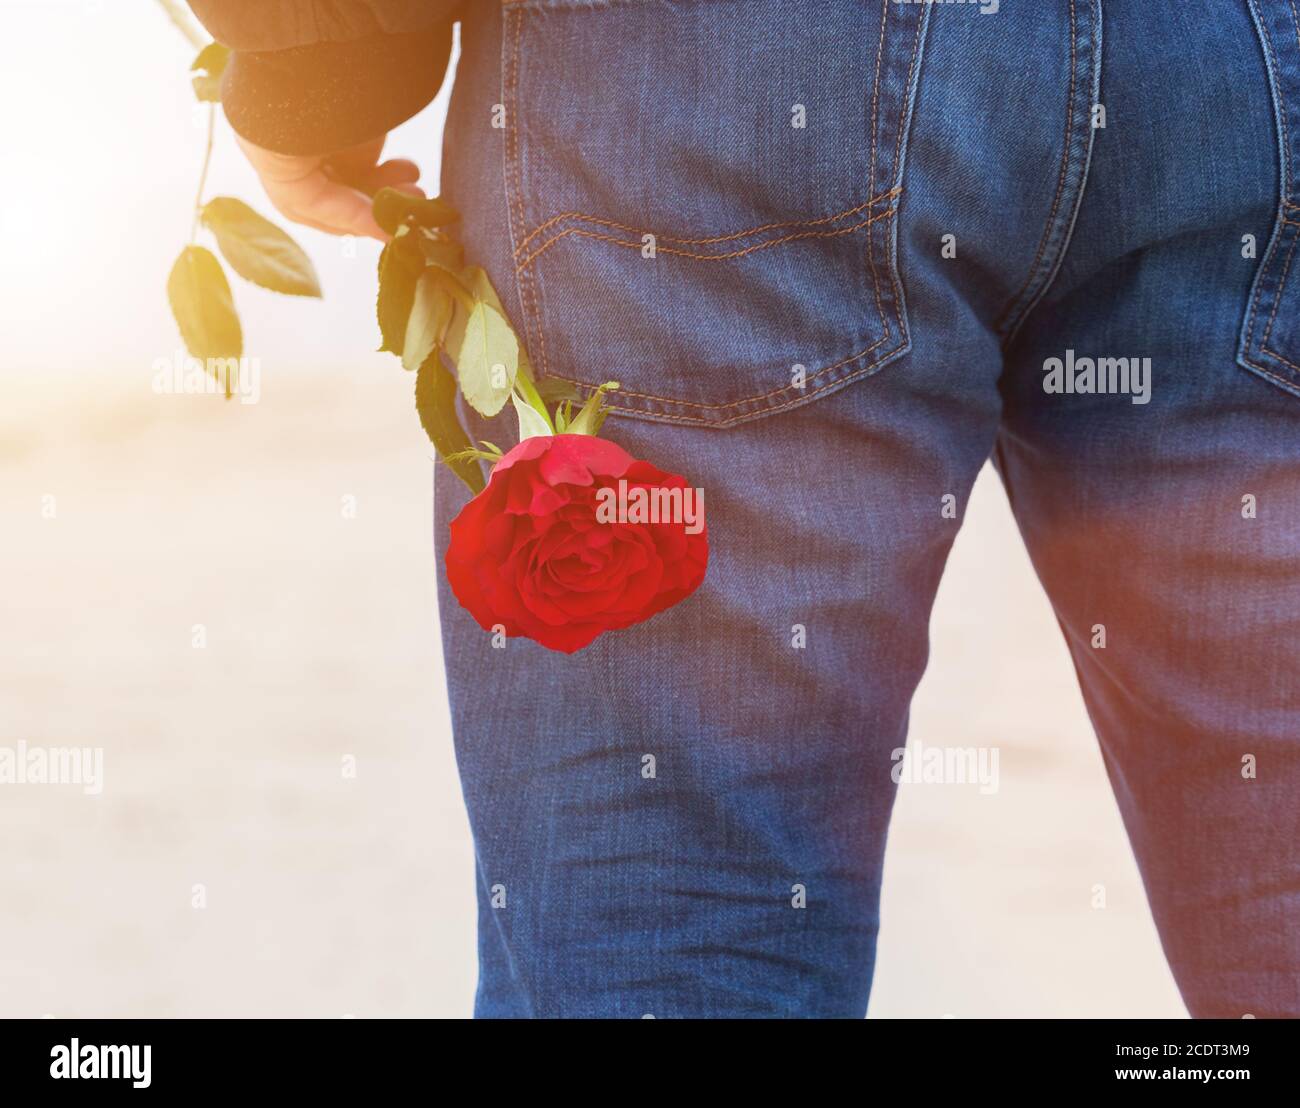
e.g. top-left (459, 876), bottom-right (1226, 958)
top-left (434, 0), bottom-right (1300, 1017)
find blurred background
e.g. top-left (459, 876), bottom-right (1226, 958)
top-left (0, 0), bottom-right (1185, 1017)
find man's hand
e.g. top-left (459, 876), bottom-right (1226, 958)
top-left (236, 134), bottom-right (423, 241)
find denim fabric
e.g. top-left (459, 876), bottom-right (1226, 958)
top-left (435, 0), bottom-right (1300, 1017)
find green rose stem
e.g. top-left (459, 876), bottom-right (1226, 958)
top-left (159, 2), bottom-right (321, 407)
top-left (153, 0), bottom-right (214, 241)
top-left (513, 366), bottom-right (554, 434)
top-left (191, 106), bottom-right (215, 243)
top-left (154, 4), bottom-right (613, 486)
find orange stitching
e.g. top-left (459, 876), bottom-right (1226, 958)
top-left (1262, 221), bottom-right (1299, 348)
top-left (513, 188), bottom-right (900, 258)
top-left (1249, 345), bottom-right (1300, 377)
top-left (593, 344), bottom-right (901, 426)
top-left (504, 11), bottom-right (530, 353)
top-left (884, 7), bottom-right (926, 349)
top-left (1242, 12), bottom-right (1292, 355)
top-left (506, 8), bottom-right (552, 379)
top-left (522, 16), bottom-right (553, 378)
top-left (605, 6), bottom-right (925, 421)
top-left (1285, 0), bottom-right (1299, 191)
top-left (1260, 347), bottom-right (1300, 372)
top-left (502, 0), bottom-right (921, 424)
top-left (584, 331), bottom-right (893, 409)
top-left (1244, 219), bottom-right (1283, 349)
top-left (1257, 0), bottom-right (1300, 359)
top-left (865, 0), bottom-right (891, 345)
top-left (891, 4), bottom-right (920, 201)
top-left (515, 206), bottom-right (896, 274)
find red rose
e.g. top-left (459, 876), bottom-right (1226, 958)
top-left (445, 434), bottom-right (708, 653)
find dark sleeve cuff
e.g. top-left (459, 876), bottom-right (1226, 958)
top-left (219, 22), bottom-right (452, 155)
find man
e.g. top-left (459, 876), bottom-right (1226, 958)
top-left (189, 0), bottom-right (1300, 1018)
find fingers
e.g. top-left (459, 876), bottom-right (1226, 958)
top-left (369, 158), bottom-right (422, 187)
top-left (376, 158), bottom-right (420, 182)
top-left (235, 135), bottom-right (322, 185)
top-left (324, 154), bottom-right (424, 198)
top-left (264, 170), bottom-right (390, 241)
top-left (322, 137), bottom-right (422, 194)
top-left (234, 133), bottom-right (423, 242)
top-left (323, 136), bottom-right (388, 180)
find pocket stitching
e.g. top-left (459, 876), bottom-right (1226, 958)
top-left (1240, 0), bottom-right (1300, 389)
top-left (994, 0), bottom-right (1080, 337)
top-left (568, 328), bottom-right (894, 411)
top-left (504, 6), bottom-right (552, 387)
top-left (513, 188), bottom-right (899, 258)
top-left (1260, 216), bottom-right (1300, 363)
top-left (515, 203), bottom-right (897, 274)
top-left (504, 0), bottom-right (923, 423)
top-left (864, 0), bottom-right (893, 346)
top-left (595, 344), bottom-right (896, 426)
top-left (880, 5), bottom-right (927, 352)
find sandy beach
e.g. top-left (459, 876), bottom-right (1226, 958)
top-left (0, 2), bottom-right (1186, 1018)
top-left (0, 368), bottom-right (1184, 1017)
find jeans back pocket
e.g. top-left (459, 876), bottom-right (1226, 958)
top-left (503, 0), bottom-right (930, 427)
top-left (1240, 0), bottom-right (1300, 398)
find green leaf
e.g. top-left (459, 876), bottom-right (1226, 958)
top-left (426, 260), bottom-right (475, 313)
top-left (455, 301), bottom-right (519, 418)
top-left (200, 197), bottom-right (321, 297)
top-left (536, 377), bottom-right (582, 406)
top-left (376, 228), bottom-right (423, 354)
top-left (511, 362), bottom-right (554, 431)
top-left (190, 42), bottom-right (229, 103)
top-left (415, 230), bottom-right (464, 272)
top-left (460, 265), bottom-right (509, 314)
top-left (372, 188), bottom-right (461, 237)
top-left (513, 391), bottom-right (554, 441)
top-left (567, 381), bottom-right (621, 436)
top-left (436, 268), bottom-right (497, 373)
top-left (444, 446), bottom-right (503, 465)
top-left (167, 245), bottom-right (242, 364)
top-left (402, 270), bottom-right (452, 373)
top-left (415, 354), bottom-right (485, 495)
top-left (458, 264), bottom-right (541, 386)
top-left (441, 295), bottom-right (468, 371)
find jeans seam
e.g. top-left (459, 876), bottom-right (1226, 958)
top-left (587, 339), bottom-right (904, 425)
top-left (1261, 218), bottom-right (1300, 353)
top-left (515, 205), bottom-right (897, 274)
top-left (995, 0), bottom-right (1102, 346)
top-left (513, 189), bottom-right (899, 257)
top-left (502, 0), bottom-right (924, 424)
top-left (866, 0), bottom-right (895, 346)
top-left (1240, 0), bottom-right (1300, 388)
top-left (995, 0), bottom-right (1078, 337)
top-left (884, 5), bottom-right (928, 352)
top-left (554, 329), bottom-right (894, 411)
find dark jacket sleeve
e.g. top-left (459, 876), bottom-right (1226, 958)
top-left (187, 1), bottom-right (460, 155)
